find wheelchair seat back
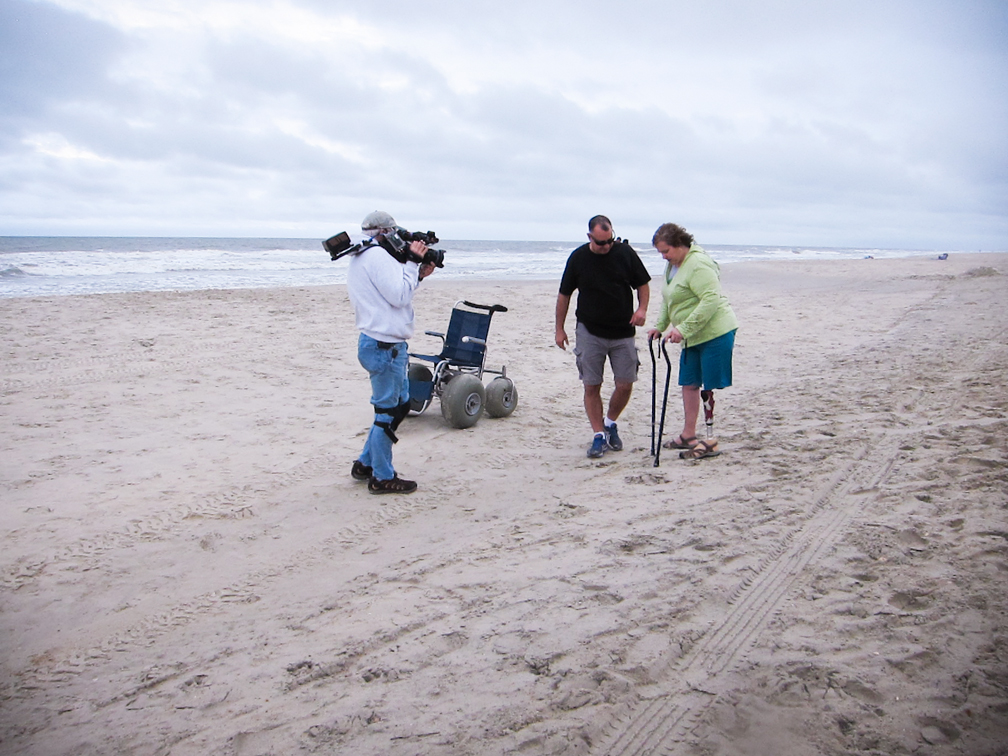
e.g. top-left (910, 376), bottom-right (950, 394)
top-left (440, 306), bottom-right (492, 368)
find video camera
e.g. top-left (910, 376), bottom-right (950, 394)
top-left (383, 228), bottom-right (446, 268)
top-left (323, 228), bottom-right (446, 268)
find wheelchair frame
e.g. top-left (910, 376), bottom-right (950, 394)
top-left (407, 300), bottom-right (518, 428)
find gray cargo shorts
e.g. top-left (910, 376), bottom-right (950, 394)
top-left (573, 321), bottom-right (640, 385)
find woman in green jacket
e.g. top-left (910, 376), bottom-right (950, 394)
top-left (647, 223), bottom-right (738, 459)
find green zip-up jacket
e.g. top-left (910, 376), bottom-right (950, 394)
top-left (654, 244), bottom-right (738, 347)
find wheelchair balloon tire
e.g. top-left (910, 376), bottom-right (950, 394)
top-left (485, 377), bottom-right (518, 418)
top-left (440, 374), bottom-right (485, 429)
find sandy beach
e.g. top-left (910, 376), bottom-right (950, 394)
top-left (1, 253), bottom-right (1006, 755)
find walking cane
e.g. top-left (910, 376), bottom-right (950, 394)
top-left (649, 335), bottom-right (657, 456)
top-left (653, 338), bottom-right (673, 467)
top-left (701, 390), bottom-right (715, 439)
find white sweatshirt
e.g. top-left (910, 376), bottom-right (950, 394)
top-left (346, 244), bottom-right (421, 343)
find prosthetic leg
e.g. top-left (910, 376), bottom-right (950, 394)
top-left (700, 389), bottom-right (715, 439)
top-left (677, 388), bottom-right (722, 460)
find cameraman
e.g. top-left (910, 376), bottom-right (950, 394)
top-left (347, 210), bottom-right (437, 494)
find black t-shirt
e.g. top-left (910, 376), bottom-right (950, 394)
top-left (559, 241), bottom-right (651, 339)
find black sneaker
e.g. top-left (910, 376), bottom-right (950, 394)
top-left (605, 423), bottom-right (623, 451)
top-left (351, 460), bottom-right (373, 481)
top-left (368, 475), bottom-right (418, 494)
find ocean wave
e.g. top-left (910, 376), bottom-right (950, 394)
top-left (0, 237), bottom-right (975, 298)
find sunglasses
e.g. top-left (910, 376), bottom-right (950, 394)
top-left (589, 235), bottom-right (615, 247)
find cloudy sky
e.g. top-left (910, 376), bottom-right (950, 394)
top-left (1, 0), bottom-right (1006, 248)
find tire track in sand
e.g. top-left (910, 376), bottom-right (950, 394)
top-left (592, 277), bottom-right (1005, 755)
top-left (596, 441), bottom-right (897, 755)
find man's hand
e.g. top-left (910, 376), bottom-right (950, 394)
top-left (630, 307), bottom-right (647, 327)
top-left (555, 293), bottom-right (572, 350)
top-left (408, 240), bottom-right (436, 279)
top-left (409, 240), bottom-right (427, 257)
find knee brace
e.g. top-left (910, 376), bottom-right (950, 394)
top-left (373, 400), bottom-right (411, 443)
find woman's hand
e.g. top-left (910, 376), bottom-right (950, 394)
top-left (646, 328), bottom-right (662, 342)
top-left (664, 327), bottom-right (684, 344)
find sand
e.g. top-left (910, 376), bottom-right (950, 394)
top-left (1, 253), bottom-right (1006, 756)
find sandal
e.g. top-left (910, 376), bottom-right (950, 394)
top-left (680, 439), bottom-right (721, 460)
top-left (663, 435), bottom-right (697, 450)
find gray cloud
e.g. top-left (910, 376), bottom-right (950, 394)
top-left (0, 0), bottom-right (1005, 247)
top-left (0, 0), bottom-right (124, 119)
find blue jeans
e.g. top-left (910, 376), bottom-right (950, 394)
top-left (357, 333), bottom-right (410, 481)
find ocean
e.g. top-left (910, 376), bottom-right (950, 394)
top-left (0, 236), bottom-right (963, 299)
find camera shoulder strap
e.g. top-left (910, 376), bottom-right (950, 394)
top-left (331, 240), bottom-right (372, 261)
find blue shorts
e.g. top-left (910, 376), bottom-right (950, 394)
top-left (679, 329), bottom-right (736, 390)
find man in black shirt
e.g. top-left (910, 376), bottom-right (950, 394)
top-left (555, 215), bottom-right (651, 458)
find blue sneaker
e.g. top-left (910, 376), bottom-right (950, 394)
top-left (587, 433), bottom-right (609, 458)
top-left (605, 423), bottom-right (623, 451)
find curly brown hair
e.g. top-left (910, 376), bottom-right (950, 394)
top-left (652, 223), bottom-right (694, 248)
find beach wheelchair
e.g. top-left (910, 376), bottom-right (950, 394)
top-left (407, 300), bottom-right (519, 429)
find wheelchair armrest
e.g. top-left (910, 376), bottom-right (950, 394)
top-left (424, 330), bottom-right (445, 339)
top-left (461, 336), bottom-right (487, 347)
